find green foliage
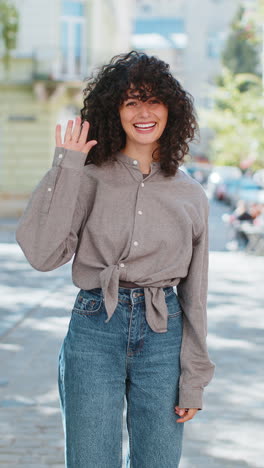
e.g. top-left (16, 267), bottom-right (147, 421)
top-left (0, 0), bottom-right (19, 72)
top-left (202, 68), bottom-right (264, 170)
top-left (203, 3), bottom-right (264, 171)
top-left (221, 5), bottom-right (260, 75)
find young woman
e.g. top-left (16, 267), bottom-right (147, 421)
top-left (16, 51), bottom-right (215, 468)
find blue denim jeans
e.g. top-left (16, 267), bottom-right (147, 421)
top-left (58, 286), bottom-right (184, 468)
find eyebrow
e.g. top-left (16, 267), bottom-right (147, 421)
top-left (125, 94), bottom-right (141, 99)
top-left (125, 94), bottom-right (156, 101)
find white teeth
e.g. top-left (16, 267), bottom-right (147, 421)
top-left (134, 123), bottom-right (156, 129)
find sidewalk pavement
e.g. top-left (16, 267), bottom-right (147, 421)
top-left (0, 234), bottom-right (264, 466)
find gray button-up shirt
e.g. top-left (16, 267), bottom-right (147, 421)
top-left (16, 146), bottom-right (215, 409)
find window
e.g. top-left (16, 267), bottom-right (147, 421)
top-left (207, 31), bottom-right (226, 58)
top-left (62, 1), bottom-right (85, 17)
top-left (60, 0), bottom-right (85, 78)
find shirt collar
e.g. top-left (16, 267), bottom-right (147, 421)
top-left (115, 151), bottom-right (161, 169)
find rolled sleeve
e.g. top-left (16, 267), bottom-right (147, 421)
top-left (52, 146), bottom-right (88, 170)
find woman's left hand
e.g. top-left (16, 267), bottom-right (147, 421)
top-left (174, 406), bottom-right (199, 423)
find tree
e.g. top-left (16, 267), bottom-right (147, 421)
top-left (202, 2), bottom-right (264, 170)
top-left (221, 5), bottom-right (260, 76)
top-left (0, 0), bottom-right (19, 78)
top-left (201, 68), bottom-right (264, 170)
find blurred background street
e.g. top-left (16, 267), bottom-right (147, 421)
top-left (1, 0), bottom-right (264, 466)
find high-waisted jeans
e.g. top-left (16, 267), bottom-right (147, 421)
top-left (58, 286), bottom-right (184, 468)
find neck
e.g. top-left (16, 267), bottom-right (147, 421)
top-left (121, 142), bottom-right (159, 169)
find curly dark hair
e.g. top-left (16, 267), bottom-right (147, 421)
top-left (80, 50), bottom-right (199, 176)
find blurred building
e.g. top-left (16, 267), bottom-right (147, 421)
top-left (0, 0), bottom-right (134, 214)
top-left (133, 0), bottom-right (186, 82)
top-left (133, 0), bottom-right (243, 157)
top-left (1, 0), bottom-right (134, 84)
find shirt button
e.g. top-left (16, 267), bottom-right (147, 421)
top-left (58, 153), bottom-right (63, 159)
top-left (138, 210), bottom-right (143, 215)
top-left (120, 263), bottom-right (125, 267)
top-left (47, 187), bottom-right (52, 191)
top-left (133, 160), bottom-right (138, 165)
top-left (141, 182), bottom-right (144, 187)
top-left (133, 241), bottom-right (139, 246)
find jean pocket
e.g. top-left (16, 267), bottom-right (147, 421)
top-left (72, 289), bottom-right (103, 315)
top-left (165, 291), bottom-right (183, 318)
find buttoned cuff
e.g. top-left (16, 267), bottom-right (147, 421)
top-left (178, 386), bottom-right (203, 410)
top-left (52, 146), bottom-right (87, 170)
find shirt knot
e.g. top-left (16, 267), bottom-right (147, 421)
top-left (99, 264), bottom-right (168, 332)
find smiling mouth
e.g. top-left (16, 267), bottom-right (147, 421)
top-left (133, 122), bottom-right (156, 130)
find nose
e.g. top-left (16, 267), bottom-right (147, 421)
top-left (138, 102), bottom-right (151, 118)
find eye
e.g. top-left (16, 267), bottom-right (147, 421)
top-left (149, 99), bottom-right (161, 104)
top-left (126, 101), bottom-right (137, 107)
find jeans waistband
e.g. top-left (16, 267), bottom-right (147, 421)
top-left (86, 286), bottom-right (174, 298)
top-left (119, 286), bottom-right (173, 296)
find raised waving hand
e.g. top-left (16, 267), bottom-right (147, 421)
top-left (56, 116), bottom-right (97, 155)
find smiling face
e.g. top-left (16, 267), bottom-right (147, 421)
top-left (119, 90), bottom-right (168, 152)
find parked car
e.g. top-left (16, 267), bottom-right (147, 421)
top-left (184, 163), bottom-right (213, 185)
top-left (220, 179), bottom-right (242, 205)
top-left (229, 177), bottom-right (264, 208)
top-left (207, 165), bottom-right (242, 199)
